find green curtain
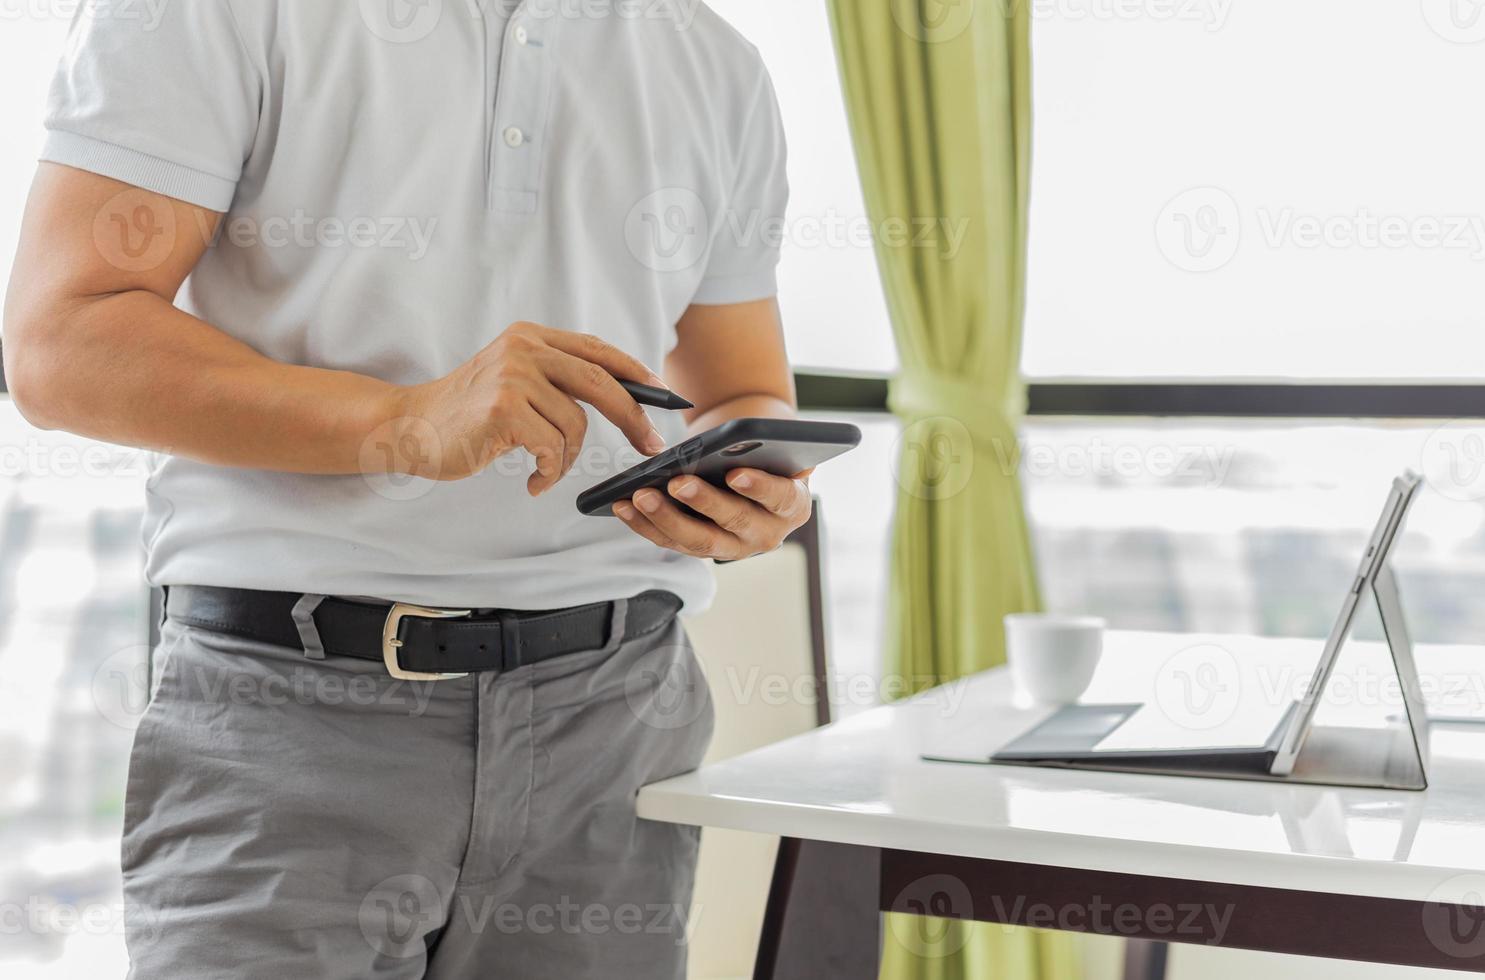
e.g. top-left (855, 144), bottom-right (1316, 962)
top-left (824, 1), bottom-right (1079, 977)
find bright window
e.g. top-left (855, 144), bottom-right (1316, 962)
top-left (705, 0), bottom-right (898, 375)
top-left (1022, 0), bottom-right (1485, 380)
top-left (0, 11), bottom-right (69, 290)
top-left (1, 12), bottom-right (142, 977)
top-left (1027, 420), bottom-right (1485, 647)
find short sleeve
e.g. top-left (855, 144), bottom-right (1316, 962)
top-left (692, 67), bottom-right (790, 306)
top-left (41, 0), bottom-right (262, 213)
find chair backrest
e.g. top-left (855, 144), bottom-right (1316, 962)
top-left (681, 505), bottom-right (830, 980)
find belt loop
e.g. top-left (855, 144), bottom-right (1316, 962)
top-left (291, 594), bottom-right (328, 660)
top-left (603, 598), bottom-right (630, 656)
top-left (499, 611), bottom-right (522, 672)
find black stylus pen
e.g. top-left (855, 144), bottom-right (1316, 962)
top-left (619, 379), bottom-right (695, 411)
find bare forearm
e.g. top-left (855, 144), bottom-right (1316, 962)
top-left (666, 299), bottom-right (797, 437)
top-left (685, 392), bottom-right (796, 435)
top-left (8, 289), bottom-right (397, 474)
top-left (6, 166), bottom-right (670, 487)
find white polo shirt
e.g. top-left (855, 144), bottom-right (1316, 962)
top-left (41, 0), bottom-right (788, 610)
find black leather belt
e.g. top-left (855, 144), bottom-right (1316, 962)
top-left (166, 585), bottom-right (682, 680)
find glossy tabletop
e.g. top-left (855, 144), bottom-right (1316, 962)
top-left (637, 630), bottom-right (1485, 905)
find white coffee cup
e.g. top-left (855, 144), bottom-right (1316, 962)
top-left (1004, 613), bottom-right (1106, 705)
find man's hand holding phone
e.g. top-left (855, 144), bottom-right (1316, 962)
top-left (394, 319), bottom-right (838, 559)
top-left (613, 469), bottom-right (813, 561)
top-left (581, 417), bottom-right (859, 560)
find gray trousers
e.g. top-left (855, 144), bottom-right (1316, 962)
top-left (122, 600), bottom-right (714, 979)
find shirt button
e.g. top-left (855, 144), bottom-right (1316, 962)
top-left (514, 25), bottom-right (529, 45)
top-left (503, 127), bottom-right (526, 148)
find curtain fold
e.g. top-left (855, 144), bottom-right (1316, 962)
top-left (824, 1), bottom-right (1078, 976)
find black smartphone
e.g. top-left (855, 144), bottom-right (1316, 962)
top-left (576, 418), bottom-right (862, 517)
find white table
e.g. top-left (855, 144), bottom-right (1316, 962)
top-left (638, 630), bottom-right (1485, 978)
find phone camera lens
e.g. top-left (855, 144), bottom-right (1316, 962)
top-left (721, 441), bottom-right (764, 458)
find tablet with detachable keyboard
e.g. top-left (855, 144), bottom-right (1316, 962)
top-left (925, 471), bottom-right (1432, 790)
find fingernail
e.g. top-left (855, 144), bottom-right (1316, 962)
top-left (644, 432), bottom-right (666, 454)
top-left (732, 474), bottom-right (753, 490)
top-left (635, 492), bottom-right (660, 514)
top-left (675, 480), bottom-right (698, 500)
top-left (614, 501), bottom-right (634, 519)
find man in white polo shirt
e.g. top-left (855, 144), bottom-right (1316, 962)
top-left (3, 1), bottom-right (805, 976)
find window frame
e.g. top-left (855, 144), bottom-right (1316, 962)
top-left (793, 372), bottom-right (1485, 421)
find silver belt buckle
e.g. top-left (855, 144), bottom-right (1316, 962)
top-left (382, 603), bottom-right (473, 681)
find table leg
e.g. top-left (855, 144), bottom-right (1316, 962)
top-left (1122, 939), bottom-right (1170, 980)
top-left (752, 838), bottom-right (882, 980)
